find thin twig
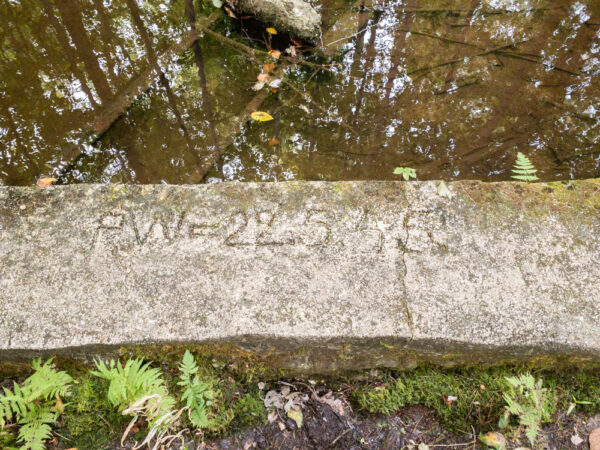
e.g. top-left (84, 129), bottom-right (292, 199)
top-left (330, 428), bottom-right (351, 446)
top-left (496, 51), bottom-right (581, 76)
top-left (407, 40), bottom-right (529, 75)
top-left (399, 29), bottom-right (481, 48)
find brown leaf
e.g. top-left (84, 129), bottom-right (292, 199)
top-left (268, 138), bottom-right (280, 146)
top-left (268, 49), bottom-right (281, 60)
top-left (36, 177), bottom-right (57, 188)
top-left (263, 63), bottom-right (275, 73)
top-left (291, 38), bottom-right (302, 47)
top-left (54, 395), bottom-right (65, 413)
top-left (224, 6), bottom-right (237, 18)
top-left (590, 428), bottom-right (600, 450)
top-left (257, 73), bottom-right (270, 83)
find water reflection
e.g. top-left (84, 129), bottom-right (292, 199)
top-left (1, 0), bottom-right (599, 185)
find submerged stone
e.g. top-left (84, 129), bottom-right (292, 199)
top-left (240, 0), bottom-right (321, 42)
top-left (0, 180), bottom-right (599, 373)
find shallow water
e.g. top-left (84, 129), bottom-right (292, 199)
top-left (1, 0), bottom-right (599, 185)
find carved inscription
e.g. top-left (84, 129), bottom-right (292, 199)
top-left (92, 206), bottom-right (390, 253)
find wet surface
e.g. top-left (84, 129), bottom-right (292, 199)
top-left (1, 0), bottom-right (599, 185)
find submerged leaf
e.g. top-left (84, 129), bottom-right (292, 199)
top-left (269, 78), bottom-right (282, 88)
top-left (269, 49), bottom-right (281, 60)
top-left (252, 82), bottom-right (265, 91)
top-left (268, 138), bottom-right (280, 146)
top-left (257, 73), bottom-right (270, 83)
top-left (36, 177), bottom-right (57, 188)
top-left (211, 0), bottom-right (223, 7)
top-left (251, 111), bottom-right (274, 122)
top-left (224, 6), bottom-right (237, 18)
top-left (263, 63), bottom-right (275, 73)
top-left (266, 27), bottom-right (277, 35)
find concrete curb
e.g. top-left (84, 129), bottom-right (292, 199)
top-left (1, 180), bottom-right (599, 373)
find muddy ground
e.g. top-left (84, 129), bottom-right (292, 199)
top-left (202, 385), bottom-right (600, 449)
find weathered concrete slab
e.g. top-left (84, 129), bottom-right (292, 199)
top-left (1, 181), bottom-right (599, 373)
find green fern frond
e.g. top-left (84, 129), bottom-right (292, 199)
top-left (511, 152), bottom-right (539, 182)
top-left (92, 357), bottom-right (177, 437)
top-left (92, 358), bottom-right (166, 410)
top-left (503, 373), bottom-right (552, 445)
top-left (179, 350), bottom-right (199, 379)
top-left (0, 358), bottom-right (72, 450)
top-left (177, 350), bottom-right (214, 429)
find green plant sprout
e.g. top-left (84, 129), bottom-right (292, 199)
top-left (393, 166), bottom-right (416, 180)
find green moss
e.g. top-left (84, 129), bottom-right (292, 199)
top-left (231, 392), bottom-right (268, 429)
top-left (60, 373), bottom-right (127, 448)
top-left (350, 366), bottom-right (600, 434)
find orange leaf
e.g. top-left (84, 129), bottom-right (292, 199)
top-left (263, 63), bottom-right (275, 73)
top-left (269, 49), bottom-right (281, 60)
top-left (268, 138), bottom-right (280, 146)
top-left (36, 177), bottom-right (57, 188)
top-left (257, 73), bottom-right (270, 83)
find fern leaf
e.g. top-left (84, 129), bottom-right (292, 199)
top-left (511, 152), bottom-right (539, 182)
top-left (179, 350), bottom-right (199, 379)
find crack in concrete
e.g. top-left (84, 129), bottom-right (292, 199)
top-left (397, 192), bottom-right (418, 346)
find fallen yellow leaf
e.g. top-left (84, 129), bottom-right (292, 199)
top-left (266, 27), bottom-right (277, 35)
top-left (287, 408), bottom-right (303, 428)
top-left (269, 49), bottom-right (282, 60)
top-left (263, 63), bottom-right (275, 73)
top-left (36, 177), bottom-right (57, 188)
top-left (479, 432), bottom-right (507, 450)
top-left (251, 111), bottom-right (274, 122)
